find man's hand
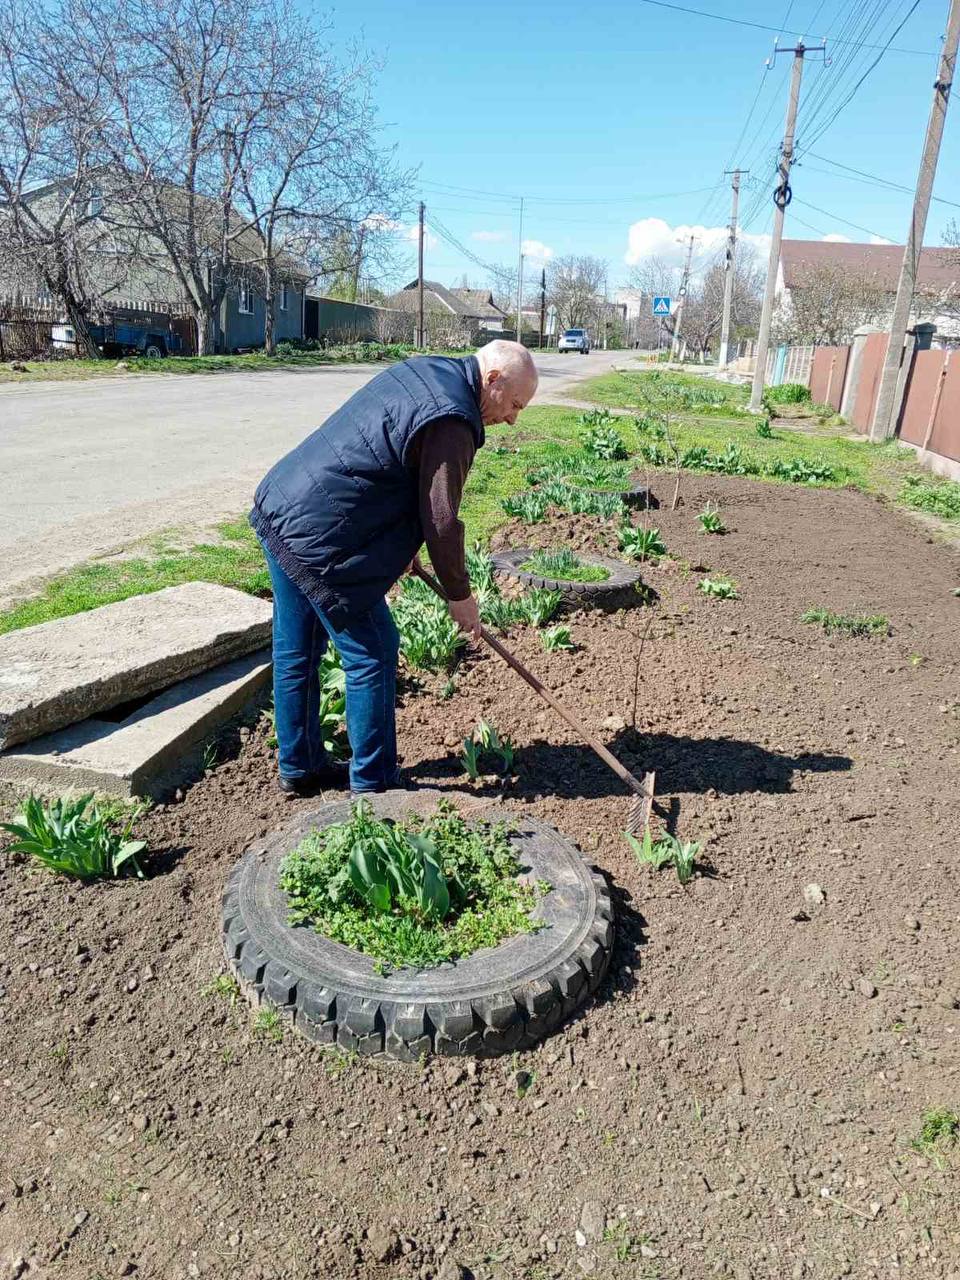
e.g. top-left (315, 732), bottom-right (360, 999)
top-left (447, 593), bottom-right (481, 641)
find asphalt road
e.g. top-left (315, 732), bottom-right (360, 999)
top-left (0, 348), bottom-right (631, 601)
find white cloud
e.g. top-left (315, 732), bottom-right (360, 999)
top-left (521, 238), bottom-right (554, 261)
top-left (869, 234), bottom-right (893, 245)
top-left (624, 217), bottom-right (770, 269)
top-left (822, 233), bottom-right (852, 243)
top-left (472, 229), bottom-right (508, 243)
top-left (404, 223), bottom-right (437, 250)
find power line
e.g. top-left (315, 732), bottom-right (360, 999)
top-left (634, 0), bottom-right (929, 53)
top-left (800, 150), bottom-right (960, 209)
top-left (790, 195), bottom-right (892, 240)
top-left (798, 0), bottom-right (923, 150)
top-left (419, 180), bottom-right (722, 207)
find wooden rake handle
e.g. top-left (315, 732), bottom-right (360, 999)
top-left (413, 563), bottom-right (650, 802)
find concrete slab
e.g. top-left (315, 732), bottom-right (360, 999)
top-left (0, 582), bottom-right (272, 749)
top-left (0, 648), bottom-right (271, 799)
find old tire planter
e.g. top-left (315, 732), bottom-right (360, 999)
top-left (491, 547), bottom-right (645, 604)
top-left (221, 789), bottom-right (614, 1062)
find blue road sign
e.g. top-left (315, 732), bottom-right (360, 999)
top-left (652, 296), bottom-right (672, 316)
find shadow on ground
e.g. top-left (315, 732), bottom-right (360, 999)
top-left (411, 732), bottom-right (852, 801)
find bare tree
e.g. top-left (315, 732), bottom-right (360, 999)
top-left (773, 263), bottom-right (889, 345)
top-left (681, 250), bottom-right (764, 358)
top-left (547, 254), bottom-right (606, 330)
top-left (231, 13), bottom-right (409, 354)
top-left (626, 255), bottom-right (680, 346)
top-left (0, 0), bottom-right (125, 355)
top-left (63, 0), bottom-right (280, 354)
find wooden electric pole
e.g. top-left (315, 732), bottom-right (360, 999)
top-left (515, 196), bottom-right (524, 343)
top-left (870, 0), bottom-right (960, 440)
top-left (417, 201), bottom-right (425, 350)
top-left (670, 233), bottom-right (697, 360)
top-left (748, 42), bottom-right (824, 414)
top-left (718, 168), bottom-right (745, 368)
top-left (539, 267), bottom-right (546, 348)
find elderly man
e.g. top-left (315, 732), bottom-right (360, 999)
top-left (250, 339), bottom-right (538, 797)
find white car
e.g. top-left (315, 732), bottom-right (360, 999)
top-left (557, 327), bottom-right (590, 354)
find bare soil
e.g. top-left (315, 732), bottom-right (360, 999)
top-left (2, 475), bottom-right (960, 1280)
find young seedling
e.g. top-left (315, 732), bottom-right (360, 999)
top-left (697, 503), bottom-right (726, 535)
top-left (461, 735), bottom-right (481, 781)
top-left (202, 973), bottom-right (241, 1005)
top-left (542, 625), bottom-right (575, 652)
top-left (619, 524), bottom-right (666, 562)
top-left (517, 588), bottom-right (563, 627)
top-left (461, 721), bottom-right (516, 777)
top-left (755, 418), bottom-right (774, 438)
top-left (912, 1107), bottom-right (959, 1155)
top-left (625, 827), bottom-right (701, 885)
top-left (201, 739), bottom-right (218, 771)
top-left (501, 491), bottom-right (548, 523)
top-left (698, 576), bottom-right (738, 600)
top-left (801, 608), bottom-right (888, 637)
top-left (253, 1008), bottom-right (284, 1043)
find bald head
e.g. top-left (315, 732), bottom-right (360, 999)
top-left (475, 339), bottom-right (538, 426)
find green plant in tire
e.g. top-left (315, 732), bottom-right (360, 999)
top-left (280, 800), bottom-right (544, 971)
top-left (619, 524), bottom-right (666, 562)
top-left (2, 793), bottom-right (146, 880)
top-left (521, 548), bottom-right (611, 583)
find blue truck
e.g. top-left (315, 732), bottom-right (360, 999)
top-left (51, 317), bottom-right (184, 358)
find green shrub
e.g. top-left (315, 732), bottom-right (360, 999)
top-left (764, 382), bottom-right (811, 404)
top-left (619, 524), bottom-right (665, 561)
top-left (2, 793), bottom-right (146, 880)
top-left (391, 577), bottom-right (466, 671)
top-left (898, 475), bottom-right (960, 521)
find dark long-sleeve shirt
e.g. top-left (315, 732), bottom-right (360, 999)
top-left (406, 417), bottom-right (477, 601)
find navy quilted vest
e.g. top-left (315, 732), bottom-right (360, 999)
top-left (250, 355), bottom-right (484, 628)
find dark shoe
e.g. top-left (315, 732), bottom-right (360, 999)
top-left (279, 760), bottom-right (350, 799)
top-left (349, 770), bottom-right (416, 802)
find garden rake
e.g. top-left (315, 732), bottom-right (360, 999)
top-left (413, 564), bottom-right (656, 835)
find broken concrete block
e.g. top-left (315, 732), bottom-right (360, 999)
top-left (0, 582), bottom-right (272, 749)
top-left (0, 648), bottom-right (271, 798)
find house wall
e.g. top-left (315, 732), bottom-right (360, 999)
top-left (223, 284), bottom-right (304, 350)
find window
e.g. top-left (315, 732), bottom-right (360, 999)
top-left (238, 283), bottom-right (254, 315)
top-left (87, 186), bottom-right (103, 218)
top-left (279, 284), bottom-right (289, 312)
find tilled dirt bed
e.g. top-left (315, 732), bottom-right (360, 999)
top-left (2, 475), bottom-right (960, 1280)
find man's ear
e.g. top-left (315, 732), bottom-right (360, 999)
top-left (485, 367), bottom-right (502, 385)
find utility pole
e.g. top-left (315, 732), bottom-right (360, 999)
top-left (871, 0), bottom-right (960, 440)
top-left (539, 267), bottom-right (546, 348)
top-left (670, 233), bottom-right (696, 360)
top-left (417, 201), bottom-right (425, 350)
top-left (718, 168), bottom-right (745, 368)
top-left (748, 42), bottom-right (823, 413)
top-left (515, 196), bottom-right (524, 343)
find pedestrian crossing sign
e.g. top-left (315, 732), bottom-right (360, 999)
top-left (652, 296), bottom-right (672, 316)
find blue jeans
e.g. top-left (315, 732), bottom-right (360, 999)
top-left (261, 545), bottom-right (401, 793)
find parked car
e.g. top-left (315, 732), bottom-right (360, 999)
top-left (51, 319), bottom-right (183, 358)
top-left (558, 327), bottom-right (590, 354)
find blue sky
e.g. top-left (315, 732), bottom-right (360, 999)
top-left (325, 0), bottom-right (959, 293)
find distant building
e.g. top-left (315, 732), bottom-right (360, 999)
top-left (778, 239), bottom-right (960, 344)
top-left (386, 279), bottom-right (508, 338)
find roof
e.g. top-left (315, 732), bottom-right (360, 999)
top-left (781, 239), bottom-right (959, 293)
top-left (395, 278), bottom-right (503, 319)
top-left (450, 288), bottom-right (506, 319)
